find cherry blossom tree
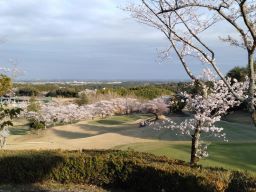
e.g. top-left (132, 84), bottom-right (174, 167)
top-left (0, 105), bottom-right (22, 148)
top-left (124, 0), bottom-right (256, 123)
top-left (21, 97), bottom-right (170, 129)
top-left (141, 97), bottom-right (170, 120)
top-left (0, 65), bottom-right (23, 148)
top-left (155, 69), bottom-right (248, 165)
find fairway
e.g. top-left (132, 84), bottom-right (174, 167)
top-left (6, 114), bottom-right (159, 150)
top-left (113, 112), bottom-right (256, 174)
top-left (6, 112), bottom-right (256, 174)
top-left (115, 141), bottom-right (256, 174)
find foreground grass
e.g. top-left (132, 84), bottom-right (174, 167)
top-left (0, 150), bottom-right (254, 192)
top-left (115, 141), bottom-right (256, 175)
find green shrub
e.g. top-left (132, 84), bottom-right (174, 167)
top-left (76, 93), bottom-right (89, 106)
top-left (226, 66), bottom-right (248, 82)
top-left (16, 87), bottom-right (39, 96)
top-left (46, 88), bottom-right (79, 98)
top-left (27, 96), bottom-right (41, 112)
top-left (0, 150), bottom-right (254, 192)
top-left (0, 74), bottom-right (12, 96)
top-left (28, 119), bottom-right (45, 130)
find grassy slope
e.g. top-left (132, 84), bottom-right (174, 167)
top-left (9, 112), bottom-right (256, 174)
top-left (115, 142), bottom-right (256, 174)
top-left (114, 112), bottom-right (256, 174)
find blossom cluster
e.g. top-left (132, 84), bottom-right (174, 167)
top-left (184, 71), bottom-right (249, 138)
top-left (155, 69), bottom-right (249, 158)
top-left (14, 97), bottom-right (169, 128)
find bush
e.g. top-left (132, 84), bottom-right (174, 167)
top-left (0, 150), bottom-right (254, 192)
top-left (76, 93), bottom-right (89, 106)
top-left (46, 88), bottom-right (79, 98)
top-left (27, 96), bottom-right (41, 112)
top-left (0, 74), bottom-right (12, 96)
top-left (226, 66), bottom-right (248, 82)
top-left (16, 87), bottom-right (39, 96)
top-left (28, 119), bottom-right (45, 130)
top-left (226, 172), bottom-right (256, 192)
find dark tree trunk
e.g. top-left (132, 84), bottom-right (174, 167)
top-left (153, 112), bottom-right (159, 120)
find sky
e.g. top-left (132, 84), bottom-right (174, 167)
top-left (0, 0), bottom-right (248, 81)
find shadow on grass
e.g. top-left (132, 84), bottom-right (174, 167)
top-left (12, 113), bottom-right (256, 143)
top-left (96, 119), bottom-right (126, 125)
top-left (51, 124), bottom-right (135, 139)
top-left (52, 129), bottom-right (95, 139)
top-left (223, 111), bottom-right (253, 125)
top-left (9, 127), bottom-right (30, 136)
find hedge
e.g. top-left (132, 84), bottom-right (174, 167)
top-left (0, 150), bottom-right (255, 192)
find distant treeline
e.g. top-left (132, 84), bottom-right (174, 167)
top-left (13, 82), bottom-right (191, 99)
top-left (97, 85), bottom-right (175, 99)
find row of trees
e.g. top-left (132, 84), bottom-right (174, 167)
top-left (15, 84), bottom-right (175, 99)
top-left (97, 85), bottom-right (174, 99)
top-left (18, 97), bottom-right (169, 130)
top-left (226, 64), bottom-right (255, 82)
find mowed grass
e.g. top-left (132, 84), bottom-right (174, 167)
top-left (88, 114), bottom-right (153, 126)
top-left (114, 112), bottom-right (256, 174)
top-left (9, 118), bottom-right (30, 135)
top-left (9, 112), bottom-right (256, 174)
top-left (115, 141), bottom-right (256, 174)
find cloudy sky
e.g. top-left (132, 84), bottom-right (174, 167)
top-left (0, 0), bottom-right (247, 81)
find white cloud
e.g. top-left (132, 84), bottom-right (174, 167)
top-left (0, 0), bottom-right (247, 80)
top-left (0, 0), bottom-right (161, 42)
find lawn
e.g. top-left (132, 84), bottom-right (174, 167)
top-left (115, 141), bottom-right (256, 174)
top-left (89, 114), bottom-right (152, 126)
top-left (8, 112), bottom-right (256, 174)
top-left (114, 111), bottom-right (256, 174)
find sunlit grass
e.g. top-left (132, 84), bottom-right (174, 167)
top-left (9, 112), bottom-right (256, 175)
top-left (115, 141), bottom-right (256, 175)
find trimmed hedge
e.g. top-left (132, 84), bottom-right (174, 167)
top-left (0, 150), bottom-right (255, 192)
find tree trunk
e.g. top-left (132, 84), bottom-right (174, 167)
top-left (248, 52), bottom-right (256, 125)
top-left (189, 81), bottom-right (206, 167)
top-left (0, 137), bottom-right (6, 148)
top-left (190, 125), bottom-right (201, 166)
top-left (153, 112), bottom-right (159, 120)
